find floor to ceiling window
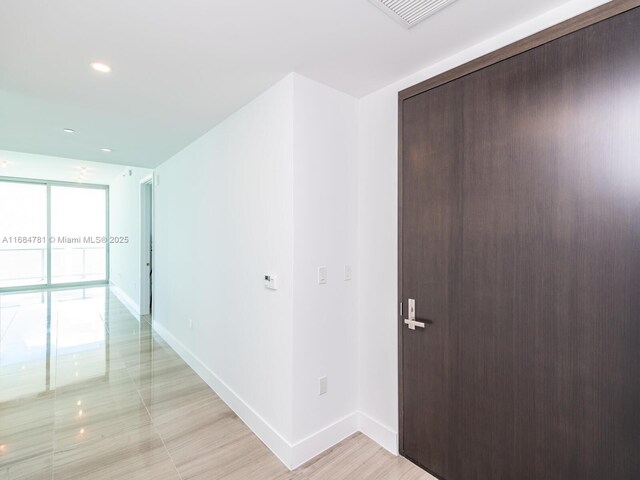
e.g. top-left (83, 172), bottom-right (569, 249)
top-left (50, 185), bottom-right (108, 285)
top-left (0, 178), bottom-right (108, 291)
top-left (0, 181), bottom-right (48, 289)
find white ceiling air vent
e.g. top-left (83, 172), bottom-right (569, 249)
top-left (369, 0), bottom-right (459, 29)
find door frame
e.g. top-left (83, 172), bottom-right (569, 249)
top-left (397, 0), bottom-right (640, 457)
top-left (139, 174), bottom-right (154, 316)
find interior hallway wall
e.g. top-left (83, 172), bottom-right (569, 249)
top-left (109, 166), bottom-right (153, 314)
top-left (153, 75), bottom-right (296, 456)
top-left (152, 73), bottom-right (362, 468)
top-left (291, 74), bottom-right (359, 463)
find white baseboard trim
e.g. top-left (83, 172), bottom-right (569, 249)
top-left (152, 321), bottom-right (398, 470)
top-left (289, 412), bottom-right (360, 469)
top-left (109, 284), bottom-right (141, 319)
top-left (152, 321), bottom-right (294, 467)
top-left (358, 411), bottom-right (398, 455)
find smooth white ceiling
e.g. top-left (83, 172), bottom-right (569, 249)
top-left (0, 0), bottom-right (577, 168)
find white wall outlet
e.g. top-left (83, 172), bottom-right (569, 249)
top-left (319, 376), bottom-right (328, 395)
top-left (188, 318), bottom-right (193, 330)
top-left (264, 274), bottom-right (278, 290)
top-left (344, 264), bottom-right (352, 281)
top-left (318, 266), bottom-right (327, 285)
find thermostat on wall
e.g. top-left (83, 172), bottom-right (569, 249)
top-left (264, 274), bottom-right (278, 290)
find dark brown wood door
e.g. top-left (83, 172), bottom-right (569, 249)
top-left (400, 79), bottom-right (463, 480)
top-left (400, 7), bottom-right (640, 480)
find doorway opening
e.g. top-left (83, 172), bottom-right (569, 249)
top-left (139, 176), bottom-right (153, 317)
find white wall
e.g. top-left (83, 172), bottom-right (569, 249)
top-left (154, 75), bottom-right (296, 455)
top-left (152, 73), bottom-right (362, 469)
top-left (356, 0), bottom-right (610, 451)
top-left (109, 166), bottom-right (153, 315)
top-left (291, 75), bottom-right (359, 462)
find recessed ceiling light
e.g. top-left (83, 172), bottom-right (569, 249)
top-left (90, 62), bottom-right (111, 73)
top-left (63, 128), bottom-right (75, 133)
top-left (101, 148), bottom-right (112, 153)
top-left (0, 160), bottom-right (10, 168)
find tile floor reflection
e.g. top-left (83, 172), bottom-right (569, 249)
top-left (0, 287), bottom-right (433, 480)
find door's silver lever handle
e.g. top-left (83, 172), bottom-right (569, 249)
top-left (404, 318), bottom-right (426, 330)
top-left (404, 299), bottom-right (432, 330)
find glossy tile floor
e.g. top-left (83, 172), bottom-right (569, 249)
top-left (0, 287), bottom-right (434, 480)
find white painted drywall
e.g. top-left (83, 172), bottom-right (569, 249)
top-left (152, 73), bottom-right (363, 468)
top-left (153, 75), bottom-right (296, 449)
top-left (356, 0), bottom-right (611, 451)
top-left (291, 74), bottom-right (359, 456)
top-left (109, 166), bottom-right (153, 314)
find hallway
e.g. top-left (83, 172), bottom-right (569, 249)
top-left (0, 287), bottom-right (432, 480)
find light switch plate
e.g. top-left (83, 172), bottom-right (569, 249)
top-left (344, 264), bottom-right (352, 281)
top-left (318, 266), bottom-right (327, 285)
top-left (319, 376), bottom-right (328, 395)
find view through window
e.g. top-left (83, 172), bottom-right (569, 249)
top-left (0, 179), bottom-right (108, 290)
